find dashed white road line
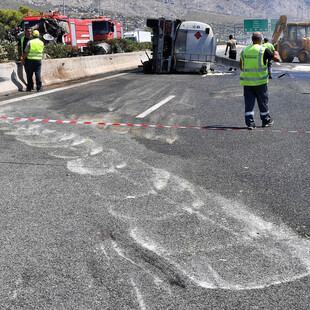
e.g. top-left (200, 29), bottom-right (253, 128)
top-left (136, 95), bottom-right (175, 119)
top-left (0, 73), bottom-right (128, 106)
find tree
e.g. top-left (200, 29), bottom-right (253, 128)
top-left (0, 6), bottom-right (43, 40)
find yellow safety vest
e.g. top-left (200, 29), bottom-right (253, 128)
top-left (240, 44), bottom-right (268, 86)
top-left (262, 42), bottom-right (275, 52)
top-left (21, 36), bottom-right (25, 56)
top-left (27, 38), bottom-right (44, 60)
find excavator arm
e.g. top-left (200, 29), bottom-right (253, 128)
top-left (272, 15), bottom-right (287, 45)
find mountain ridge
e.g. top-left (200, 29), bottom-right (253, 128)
top-left (1, 0), bottom-right (310, 22)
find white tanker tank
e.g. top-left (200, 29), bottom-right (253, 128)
top-left (174, 21), bottom-right (216, 73)
top-left (144, 18), bottom-right (216, 74)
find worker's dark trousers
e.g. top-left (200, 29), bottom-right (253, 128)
top-left (26, 59), bottom-right (42, 91)
top-left (267, 61), bottom-right (272, 77)
top-left (229, 50), bottom-right (237, 60)
top-left (244, 84), bottom-right (271, 127)
top-left (24, 60), bottom-right (32, 90)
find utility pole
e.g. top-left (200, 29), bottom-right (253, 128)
top-left (297, 3), bottom-right (298, 22)
top-left (123, 0), bottom-right (127, 31)
top-left (157, 1), bottom-right (159, 18)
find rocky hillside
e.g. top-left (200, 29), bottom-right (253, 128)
top-left (1, 0), bottom-right (310, 21)
top-left (1, 0), bottom-right (310, 38)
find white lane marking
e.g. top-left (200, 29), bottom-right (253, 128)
top-left (0, 73), bottom-right (128, 106)
top-left (136, 95), bottom-right (175, 119)
top-left (130, 278), bottom-right (147, 310)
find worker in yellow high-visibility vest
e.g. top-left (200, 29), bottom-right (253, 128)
top-left (18, 27), bottom-right (32, 61)
top-left (239, 32), bottom-right (280, 130)
top-left (262, 37), bottom-right (275, 79)
top-left (21, 30), bottom-right (44, 92)
top-left (18, 27), bottom-right (33, 91)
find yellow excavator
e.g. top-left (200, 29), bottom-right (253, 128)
top-left (272, 15), bottom-right (310, 63)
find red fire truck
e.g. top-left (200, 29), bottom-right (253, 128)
top-left (21, 11), bottom-right (124, 50)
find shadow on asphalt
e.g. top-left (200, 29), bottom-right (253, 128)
top-left (201, 125), bottom-right (249, 130)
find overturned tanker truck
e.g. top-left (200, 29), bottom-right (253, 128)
top-left (143, 18), bottom-right (216, 74)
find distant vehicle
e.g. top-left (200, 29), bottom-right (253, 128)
top-left (272, 15), bottom-right (310, 63)
top-left (19, 11), bottom-right (123, 50)
top-left (143, 18), bottom-right (216, 74)
top-left (124, 30), bottom-right (152, 43)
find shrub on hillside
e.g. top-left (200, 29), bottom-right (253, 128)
top-left (0, 40), bottom-right (18, 62)
top-left (137, 41), bottom-right (152, 50)
top-left (0, 6), bottom-right (42, 40)
top-left (85, 40), bottom-right (103, 55)
top-left (0, 45), bottom-right (8, 62)
top-left (0, 38), bottom-right (151, 62)
top-left (44, 44), bottom-right (78, 59)
top-left (101, 38), bottom-right (152, 53)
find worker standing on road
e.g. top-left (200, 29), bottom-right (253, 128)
top-left (262, 38), bottom-right (275, 79)
top-left (18, 27), bottom-right (32, 90)
top-left (21, 30), bottom-right (44, 92)
top-left (225, 35), bottom-right (238, 60)
top-left (239, 32), bottom-right (280, 130)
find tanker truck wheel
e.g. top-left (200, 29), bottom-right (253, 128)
top-left (298, 50), bottom-right (309, 63)
top-left (143, 61), bottom-right (152, 74)
top-left (280, 45), bottom-right (294, 62)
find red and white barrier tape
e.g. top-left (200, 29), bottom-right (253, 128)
top-left (0, 116), bottom-right (309, 134)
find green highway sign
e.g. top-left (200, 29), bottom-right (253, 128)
top-left (244, 19), bottom-right (269, 32)
top-left (271, 19), bottom-right (278, 32)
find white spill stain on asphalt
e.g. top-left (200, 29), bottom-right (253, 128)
top-left (1, 119), bottom-right (310, 291)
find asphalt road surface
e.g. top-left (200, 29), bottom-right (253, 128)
top-left (0, 65), bottom-right (310, 309)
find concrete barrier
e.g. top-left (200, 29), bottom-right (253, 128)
top-left (215, 55), bottom-right (239, 69)
top-left (0, 51), bottom-right (148, 96)
top-left (0, 50), bottom-right (240, 97)
top-left (215, 44), bottom-right (242, 69)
